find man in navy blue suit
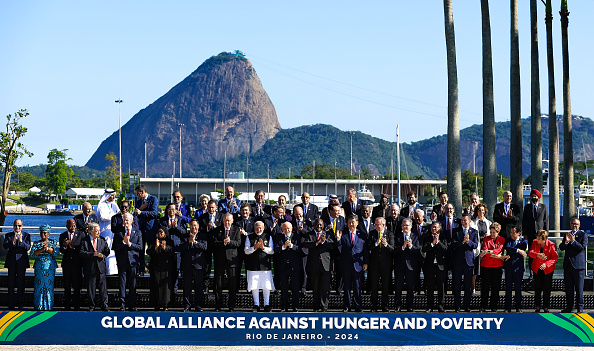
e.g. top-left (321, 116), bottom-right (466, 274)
top-left (337, 215), bottom-right (368, 312)
top-left (450, 214), bottom-right (478, 312)
top-left (134, 184), bottom-right (159, 273)
top-left (358, 205), bottom-right (375, 237)
top-left (80, 223), bottom-right (111, 311)
top-left (59, 218), bottom-right (86, 310)
top-left (3, 219), bottom-right (30, 310)
top-left (342, 188), bottom-right (362, 219)
top-left (394, 218), bottom-right (421, 312)
top-left (560, 217), bottom-right (588, 313)
top-left (180, 219), bottom-right (209, 312)
top-left (302, 219), bottom-right (335, 312)
top-left (323, 202), bottom-right (345, 294)
top-left (160, 203), bottom-right (187, 295)
top-left (113, 213), bottom-right (143, 310)
top-left (172, 190), bottom-right (191, 223)
top-left (503, 225), bottom-right (528, 313)
top-left (275, 222), bottom-right (303, 311)
top-left (218, 186), bottom-right (241, 214)
top-left (295, 192), bottom-right (318, 222)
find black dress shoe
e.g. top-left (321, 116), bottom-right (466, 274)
top-left (89, 307), bottom-right (95, 312)
top-left (293, 308), bottom-right (299, 312)
top-left (479, 308), bottom-right (486, 313)
top-left (64, 306), bottom-right (71, 311)
top-left (395, 306), bottom-right (402, 312)
top-left (463, 308), bottom-right (471, 313)
top-left (215, 308), bottom-right (222, 312)
top-left (454, 308), bottom-right (461, 313)
top-left (354, 308), bottom-right (362, 313)
top-left (560, 308), bottom-right (572, 313)
top-left (195, 307), bottom-right (203, 312)
top-left (505, 309), bottom-right (512, 313)
top-left (252, 305), bottom-right (260, 312)
top-left (425, 309), bottom-right (433, 313)
top-left (120, 306), bottom-right (126, 312)
top-left (577, 309), bottom-right (584, 313)
top-left (437, 306), bottom-right (445, 313)
top-left (229, 308), bottom-right (235, 312)
top-left (321, 308), bottom-right (328, 313)
top-left (543, 308), bottom-right (550, 313)
top-left (102, 307), bottom-right (110, 312)
top-left (183, 307), bottom-right (190, 312)
top-left (516, 309), bottom-right (523, 313)
top-left (263, 305), bottom-right (271, 312)
top-left (128, 307), bottom-right (137, 312)
top-left (370, 309), bottom-right (378, 313)
top-left (535, 308), bottom-right (541, 313)
top-left (406, 308), bottom-right (414, 312)
top-left (74, 307), bottom-right (80, 311)
top-left (312, 309), bottom-right (319, 313)
top-left (490, 309), bottom-right (497, 313)
top-left (154, 307), bottom-right (161, 311)
top-left (343, 308), bottom-right (350, 313)
top-left (382, 307), bottom-right (390, 313)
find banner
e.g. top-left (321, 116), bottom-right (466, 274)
top-left (1, 311), bottom-right (593, 346)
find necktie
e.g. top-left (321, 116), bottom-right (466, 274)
top-left (176, 204), bottom-right (180, 211)
top-left (351, 231), bottom-right (355, 243)
top-left (170, 218), bottom-right (174, 228)
top-left (352, 203), bottom-right (355, 213)
top-left (225, 229), bottom-right (229, 238)
top-left (127, 229), bottom-right (130, 237)
top-left (93, 238), bottom-right (97, 252)
top-left (533, 205), bottom-right (537, 218)
top-left (418, 225), bottom-right (421, 234)
top-left (364, 219), bottom-right (368, 232)
top-left (464, 228), bottom-right (468, 237)
top-left (317, 232), bottom-right (321, 240)
top-left (447, 217), bottom-right (451, 231)
top-left (379, 232), bottom-right (383, 246)
top-left (333, 219), bottom-right (336, 233)
top-left (70, 232), bottom-right (74, 241)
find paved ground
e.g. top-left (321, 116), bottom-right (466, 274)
top-left (0, 346), bottom-right (588, 351)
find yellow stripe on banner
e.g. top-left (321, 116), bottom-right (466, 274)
top-left (575, 313), bottom-right (594, 334)
top-left (0, 312), bottom-right (23, 336)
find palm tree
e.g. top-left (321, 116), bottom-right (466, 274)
top-left (481, 0), bottom-right (496, 219)
top-left (530, 0), bottom-right (543, 193)
top-left (510, 0), bottom-right (523, 212)
top-left (544, 0), bottom-right (559, 231)
top-left (443, 0), bottom-right (462, 213)
top-left (561, 0), bottom-right (574, 228)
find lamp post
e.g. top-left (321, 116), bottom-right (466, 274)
top-left (115, 99), bottom-right (123, 192)
top-left (177, 123), bottom-right (185, 178)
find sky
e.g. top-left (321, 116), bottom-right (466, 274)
top-left (1, 0), bottom-right (593, 168)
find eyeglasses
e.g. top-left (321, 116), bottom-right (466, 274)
top-left (15, 225), bottom-right (22, 227)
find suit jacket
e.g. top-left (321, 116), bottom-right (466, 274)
top-left (135, 194), bottom-right (159, 238)
top-left (367, 229), bottom-right (394, 269)
top-left (302, 230), bottom-right (335, 272)
top-left (522, 202), bottom-right (549, 241)
top-left (290, 217), bottom-right (313, 236)
top-left (528, 239), bottom-right (558, 275)
top-left (172, 202), bottom-right (191, 223)
top-left (357, 216), bottom-right (375, 237)
top-left (400, 203), bottom-right (425, 219)
top-left (80, 235), bottom-right (110, 275)
top-left (450, 226), bottom-right (479, 267)
top-left (211, 225), bottom-right (241, 267)
top-left (73, 213), bottom-right (98, 232)
top-left (322, 215), bottom-right (345, 237)
top-left (342, 199), bottom-right (363, 219)
top-left (198, 211), bottom-right (223, 233)
top-left (160, 216), bottom-right (187, 250)
top-left (179, 231), bottom-right (209, 270)
top-left (218, 197), bottom-right (241, 214)
top-left (440, 216), bottom-right (460, 243)
top-left (503, 236), bottom-right (528, 273)
top-left (233, 215), bottom-right (256, 234)
top-left (421, 232), bottom-right (448, 270)
top-left (264, 216), bottom-right (286, 236)
top-left (371, 206), bottom-right (390, 223)
top-left (146, 237), bottom-right (175, 272)
top-left (337, 229), bottom-right (368, 273)
top-left (386, 215), bottom-right (404, 236)
top-left (3, 231), bottom-right (31, 269)
top-left (274, 231), bottom-right (303, 271)
top-left (394, 231), bottom-right (422, 271)
top-left (110, 212), bottom-right (139, 235)
top-left (431, 203), bottom-right (448, 221)
top-left (251, 203), bottom-right (271, 220)
top-left (59, 229), bottom-right (86, 268)
top-left (412, 222), bottom-right (429, 238)
top-left (295, 203), bottom-right (319, 221)
top-left (493, 202), bottom-right (521, 237)
top-left (112, 226), bottom-right (143, 270)
top-left (559, 230), bottom-right (588, 270)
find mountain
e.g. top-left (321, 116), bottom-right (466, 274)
top-left (182, 115), bottom-right (594, 179)
top-left (85, 51), bottom-right (281, 174)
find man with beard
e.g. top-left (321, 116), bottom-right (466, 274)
top-left (245, 221), bottom-right (275, 312)
top-left (302, 218), bottom-right (335, 312)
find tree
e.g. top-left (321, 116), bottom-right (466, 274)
top-left (105, 152), bottom-right (121, 191)
top-left (0, 109), bottom-right (33, 226)
top-left (530, 0), bottom-right (543, 193)
top-left (544, 0), bottom-right (560, 231)
top-left (45, 148), bottom-right (73, 196)
top-left (510, 0), bottom-right (524, 213)
top-left (444, 0), bottom-right (462, 213)
top-left (561, 0), bottom-right (574, 228)
top-left (481, 0), bottom-right (497, 221)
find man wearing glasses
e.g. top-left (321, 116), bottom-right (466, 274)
top-left (3, 219), bottom-right (31, 309)
top-left (295, 192), bottom-right (318, 222)
top-left (560, 217), bottom-right (588, 313)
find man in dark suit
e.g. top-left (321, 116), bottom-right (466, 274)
top-left (400, 191), bottom-right (425, 219)
top-left (218, 186), bottom-right (241, 214)
top-left (294, 192), bottom-right (319, 222)
top-left (371, 193), bottom-right (390, 222)
top-left (358, 205), bottom-right (375, 237)
top-left (291, 206), bottom-right (313, 294)
top-left (493, 191), bottom-right (521, 238)
top-left (342, 188), bottom-right (362, 219)
top-left (302, 218), bottom-right (335, 312)
top-left (275, 222), bottom-right (303, 311)
top-left (430, 191), bottom-right (449, 221)
top-left (422, 221), bottom-right (448, 312)
top-left (198, 199), bottom-right (222, 292)
top-left (560, 217), bottom-right (588, 313)
top-left (503, 225), bottom-right (528, 313)
top-left (172, 189), bottom-right (191, 223)
top-left (180, 219), bottom-right (209, 312)
top-left (59, 218), bottom-right (86, 310)
top-left (113, 213), bottom-right (143, 311)
top-left (265, 205), bottom-right (287, 235)
top-left (212, 213), bottom-right (241, 311)
top-left (3, 219), bottom-right (30, 309)
top-left (450, 214), bottom-right (479, 312)
top-left (251, 190), bottom-right (270, 220)
top-left (462, 192), bottom-right (481, 219)
top-left (111, 201), bottom-right (138, 236)
top-left (323, 202), bottom-right (345, 294)
top-left (394, 218), bottom-right (421, 312)
top-left (160, 203), bottom-right (187, 295)
top-left (134, 184), bottom-right (159, 272)
top-left (80, 223), bottom-right (110, 311)
top-left (234, 202), bottom-right (256, 289)
top-left (337, 215), bottom-right (368, 312)
top-left (367, 217), bottom-right (394, 312)
top-left (73, 202), bottom-right (98, 232)
top-left (386, 204), bottom-right (404, 236)
top-left (522, 189), bottom-right (549, 250)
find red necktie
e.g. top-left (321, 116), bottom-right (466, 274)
top-left (127, 229), bottom-right (130, 237)
top-left (225, 229), bottom-right (229, 238)
top-left (93, 238), bottom-right (97, 252)
top-left (351, 232), bottom-right (355, 243)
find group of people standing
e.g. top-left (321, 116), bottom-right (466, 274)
top-left (2, 184), bottom-right (588, 313)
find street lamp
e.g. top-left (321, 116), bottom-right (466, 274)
top-left (115, 99), bottom-right (123, 192)
top-left (177, 123), bottom-right (185, 178)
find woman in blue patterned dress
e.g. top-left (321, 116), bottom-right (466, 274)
top-left (32, 224), bottom-right (60, 310)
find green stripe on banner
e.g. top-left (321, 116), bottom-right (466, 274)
top-left (541, 314), bottom-right (591, 343)
top-left (5, 312), bottom-right (57, 342)
top-left (0, 312), bottom-right (34, 342)
top-left (560, 313), bottom-right (594, 343)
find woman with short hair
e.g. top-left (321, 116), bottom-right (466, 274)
top-left (529, 230), bottom-right (558, 313)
